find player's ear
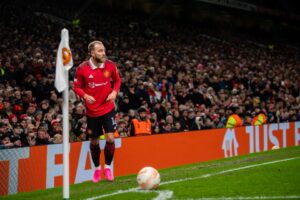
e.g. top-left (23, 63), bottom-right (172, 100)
top-left (89, 49), bottom-right (94, 57)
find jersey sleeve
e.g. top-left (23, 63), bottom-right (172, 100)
top-left (112, 63), bottom-right (121, 93)
top-left (73, 66), bottom-right (86, 98)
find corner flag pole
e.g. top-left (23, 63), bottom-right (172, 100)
top-left (63, 70), bottom-right (69, 200)
top-left (54, 28), bottom-right (73, 200)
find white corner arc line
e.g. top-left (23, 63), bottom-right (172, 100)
top-left (84, 157), bottom-right (300, 200)
top-left (136, 190), bottom-right (174, 200)
top-left (153, 190), bottom-right (173, 200)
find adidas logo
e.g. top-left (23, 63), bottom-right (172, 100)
top-left (88, 74), bottom-right (94, 78)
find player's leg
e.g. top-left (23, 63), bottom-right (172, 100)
top-left (104, 132), bottom-right (115, 166)
top-left (87, 116), bottom-right (103, 182)
top-left (101, 109), bottom-right (117, 181)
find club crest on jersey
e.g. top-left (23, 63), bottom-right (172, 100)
top-left (103, 70), bottom-right (110, 78)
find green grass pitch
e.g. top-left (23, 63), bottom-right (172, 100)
top-left (3, 145), bottom-right (300, 200)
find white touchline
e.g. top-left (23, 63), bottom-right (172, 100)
top-left (160, 157), bottom-right (299, 185)
top-left (84, 157), bottom-right (300, 200)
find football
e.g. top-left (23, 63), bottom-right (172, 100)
top-left (137, 166), bottom-right (160, 190)
top-left (272, 145), bottom-right (279, 150)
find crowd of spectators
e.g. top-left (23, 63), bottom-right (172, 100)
top-left (0, 1), bottom-right (299, 149)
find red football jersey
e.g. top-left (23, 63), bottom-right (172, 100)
top-left (73, 59), bottom-right (121, 117)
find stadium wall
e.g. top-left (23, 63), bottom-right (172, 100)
top-left (0, 121), bottom-right (299, 196)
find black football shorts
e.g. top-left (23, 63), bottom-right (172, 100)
top-left (86, 109), bottom-right (116, 139)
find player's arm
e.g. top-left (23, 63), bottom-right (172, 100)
top-left (73, 66), bottom-right (86, 98)
top-left (112, 65), bottom-right (121, 93)
top-left (106, 64), bottom-right (121, 102)
top-left (74, 66), bottom-right (96, 103)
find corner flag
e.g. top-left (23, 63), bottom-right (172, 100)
top-left (55, 28), bottom-right (73, 200)
top-left (55, 28), bottom-right (73, 92)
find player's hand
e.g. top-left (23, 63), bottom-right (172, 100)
top-left (84, 94), bottom-right (96, 104)
top-left (106, 90), bottom-right (117, 102)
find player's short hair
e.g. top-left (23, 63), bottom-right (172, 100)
top-left (88, 41), bottom-right (104, 53)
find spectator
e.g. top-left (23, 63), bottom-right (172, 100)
top-left (36, 127), bottom-right (53, 145)
top-left (173, 121), bottom-right (184, 132)
top-left (25, 131), bottom-right (37, 147)
top-left (117, 120), bottom-right (129, 137)
top-left (130, 107), bottom-right (152, 136)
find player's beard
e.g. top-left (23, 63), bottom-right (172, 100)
top-left (94, 55), bottom-right (107, 64)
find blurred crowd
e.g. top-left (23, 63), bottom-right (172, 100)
top-left (0, 1), bottom-right (299, 148)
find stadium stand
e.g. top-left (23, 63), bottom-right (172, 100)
top-left (0, 0), bottom-right (299, 148)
